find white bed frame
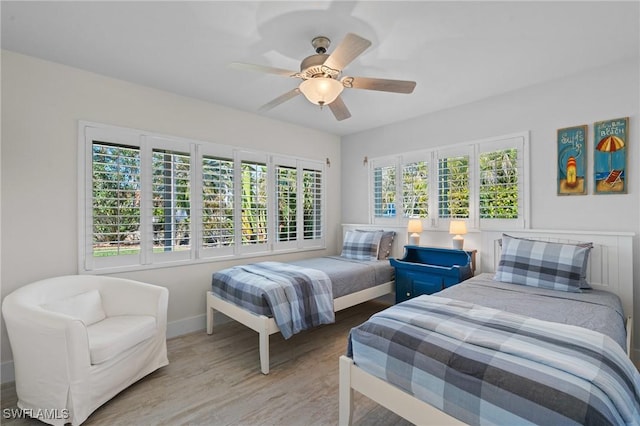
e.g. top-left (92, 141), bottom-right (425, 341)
top-left (206, 224), bottom-right (402, 375)
top-left (339, 229), bottom-right (635, 426)
top-left (207, 282), bottom-right (393, 374)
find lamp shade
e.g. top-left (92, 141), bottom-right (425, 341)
top-left (407, 219), bottom-right (423, 246)
top-left (407, 219), bottom-right (423, 234)
top-left (299, 77), bottom-right (344, 106)
top-left (449, 220), bottom-right (467, 235)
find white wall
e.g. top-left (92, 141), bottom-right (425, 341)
top-left (341, 58), bottom-right (640, 357)
top-left (0, 51), bottom-right (341, 372)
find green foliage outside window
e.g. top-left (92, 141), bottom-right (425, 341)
top-left (241, 162), bottom-right (268, 244)
top-left (402, 162), bottom-right (428, 217)
top-left (439, 156), bottom-right (469, 218)
top-left (92, 143), bottom-right (141, 257)
top-left (479, 149), bottom-right (518, 219)
top-left (202, 156), bottom-right (234, 247)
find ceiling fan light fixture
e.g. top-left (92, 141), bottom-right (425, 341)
top-left (299, 77), bottom-right (343, 106)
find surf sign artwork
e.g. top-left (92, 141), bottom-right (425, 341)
top-left (557, 125), bottom-right (587, 195)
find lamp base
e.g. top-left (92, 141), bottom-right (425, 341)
top-left (409, 234), bottom-right (420, 246)
top-left (452, 236), bottom-right (464, 250)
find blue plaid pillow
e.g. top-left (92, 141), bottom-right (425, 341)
top-left (341, 230), bottom-right (383, 261)
top-left (494, 234), bottom-right (593, 292)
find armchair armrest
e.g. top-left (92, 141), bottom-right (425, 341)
top-left (99, 278), bottom-right (169, 320)
top-left (2, 302), bottom-right (92, 399)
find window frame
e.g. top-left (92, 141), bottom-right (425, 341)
top-left (369, 131), bottom-right (529, 231)
top-left (474, 134), bottom-right (528, 230)
top-left (400, 152), bottom-right (431, 220)
top-left (370, 156), bottom-right (401, 224)
top-left (79, 121), bottom-right (326, 274)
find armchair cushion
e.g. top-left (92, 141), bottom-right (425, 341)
top-left (87, 315), bottom-right (157, 364)
top-left (42, 289), bottom-right (106, 325)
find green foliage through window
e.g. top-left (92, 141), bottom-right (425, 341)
top-left (241, 161), bottom-right (268, 245)
top-left (92, 142), bottom-right (141, 257)
top-left (438, 156), bottom-right (469, 219)
top-left (202, 156), bottom-right (234, 247)
top-left (374, 165), bottom-right (396, 217)
top-left (402, 161), bottom-right (428, 218)
top-left (479, 149), bottom-right (519, 219)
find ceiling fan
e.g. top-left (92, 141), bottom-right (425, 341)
top-left (231, 33), bottom-right (417, 121)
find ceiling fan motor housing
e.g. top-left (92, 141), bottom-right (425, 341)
top-left (300, 54), bottom-right (340, 80)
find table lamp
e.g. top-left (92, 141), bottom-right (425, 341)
top-left (449, 220), bottom-right (467, 250)
top-left (407, 219), bottom-right (423, 245)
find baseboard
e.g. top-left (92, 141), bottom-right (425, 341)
top-left (1, 314), bottom-right (233, 385)
top-left (166, 313), bottom-right (207, 339)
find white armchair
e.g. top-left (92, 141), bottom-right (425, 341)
top-left (2, 275), bottom-right (169, 425)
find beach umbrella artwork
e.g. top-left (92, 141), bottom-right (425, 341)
top-left (596, 135), bottom-right (625, 171)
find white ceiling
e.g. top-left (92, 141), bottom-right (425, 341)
top-left (2, 1), bottom-right (639, 136)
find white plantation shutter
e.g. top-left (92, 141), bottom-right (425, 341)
top-left (272, 156), bottom-right (325, 250)
top-left (239, 155), bottom-right (269, 254)
top-left (79, 122), bottom-right (327, 273)
top-left (201, 154), bottom-right (235, 254)
top-left (302, 166), bottom-right (323, 243)
top-left (151, 146), bottom-right (192, 261)
top-left (477, 135), bottom-right (527, 229)
top-left (371, 157), bottom-right (398, 223)
top-left (402, 157), bottom-right (429, 219)
top-left (437, 147), bottom-right (471, 221)
top-left (276, 164), bottom-right (297, 243)
top-left (91, 142), bottom-right (141, 258)
top-left (368, 132), bottom-right (528, 231)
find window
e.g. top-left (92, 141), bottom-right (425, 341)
top-left (91, 142), bottom-right (141, 258)
top-left (372, 159), bottom-right (397, 218)
top-left (152, 148), bottom-right (191, 254)
top-left (370, 132), bottom-right (528, 230)
top-left (240, 160), bottom-right (268, 249)
top-left (276, 165), bottom-right (297, 242)
top-left (272, 157), bottom-right (325, 250)
top-left (476, 135), bottom-right (526, 229)
top-left (479, 149), bottom-right (518, 219)
top-left (402, 160), bottom-right (429, 218)
top-left (302, 167), bottom-right (322, 241)
top-left (79, 122), bottom-right (325, 273)
top-left (201, 155), bottom-right (234, 249)
top-left (437, 150), bottom-right (470, 220)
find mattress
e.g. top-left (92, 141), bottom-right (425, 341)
top-left (290, 256), bottom-right (394, 298)
top-left (437, 272), bottom-right (627, 349)
top-left (347, 274), bottom-right (638, 425)
top-left (211, 255), bottom-right (394, 316)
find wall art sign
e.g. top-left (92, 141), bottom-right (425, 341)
top-left (594, 117), bottom-right (628, 194)
top-left (557, 125), bottom-right (587, 195)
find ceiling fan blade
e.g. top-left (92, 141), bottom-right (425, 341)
top-left (259, 88), bottom-right (301, 111)
top-left (323, 33), bottom-right (372, 71)
top-left (230, 62), bottom-right (297, 77)
top-left (343, 76), bottom-right (416, 94)
top-left (328, 96), bottom-right (351, 121)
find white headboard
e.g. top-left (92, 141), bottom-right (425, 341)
top-left (481, 230), bottom-right (635, 319)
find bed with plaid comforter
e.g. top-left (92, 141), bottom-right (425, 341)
top-left (212, 261), bottom-right (334, 339)
top-left (348, 295), bottom-right (640, 425)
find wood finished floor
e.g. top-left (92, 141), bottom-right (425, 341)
top-left (1, 300), bottom-right (412, 426)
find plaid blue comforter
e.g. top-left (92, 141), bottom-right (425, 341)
top-left (212, 262), bottom-right (334, 339)
top-left (348, 295), bottom-right (640, 425)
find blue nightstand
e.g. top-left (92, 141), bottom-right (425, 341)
top-left (390, 246), bottom-right (476, 303)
